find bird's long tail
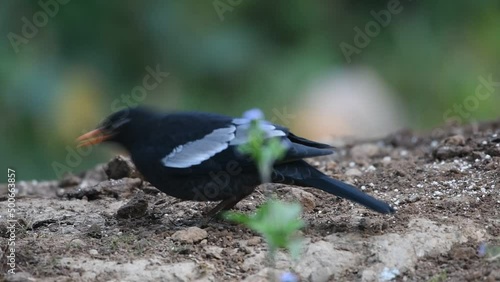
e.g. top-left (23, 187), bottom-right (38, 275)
top-left (274, 161), bottom-right (394, 214)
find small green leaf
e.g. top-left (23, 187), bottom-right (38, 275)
top-left (225, 200), bottom-right (304, 257)
top-left (223, 211), bottom-right (252, 224)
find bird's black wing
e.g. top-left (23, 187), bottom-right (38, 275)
top-left (280, 131), bottom-right (334, 162)
top-left (152, 112), bottom-right (334, 174)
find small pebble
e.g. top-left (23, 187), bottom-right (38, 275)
top-left (116, 191), bottom-right (148, 219)
top-left (87, 224), bottom-right (102, 239)
top-left (345, 168), bottom-right (362, 177)
top-left (247, 236), bottom-right (262, 246)
top-left (48, 224), bottom-right (59, 232)
top-left (171, 227), bottom-right (208, 244)
top-left (408, 195), bottom-right (420, 203)
top-left (70, 239), bottom-right (87, 248)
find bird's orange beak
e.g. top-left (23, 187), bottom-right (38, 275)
top-left (76, 129), bottom-right (113, 147)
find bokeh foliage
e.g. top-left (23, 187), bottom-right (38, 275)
top-left (1, 0), bottom-right (499, 179)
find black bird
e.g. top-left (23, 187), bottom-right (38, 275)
top-left (77, 107), bottom-right (394, 216)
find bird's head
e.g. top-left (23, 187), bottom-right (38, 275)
top-left (77, 107), bottom-right (154, 149)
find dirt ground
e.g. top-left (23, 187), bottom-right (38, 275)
top-left (1, 120), bottom-right (499, 282)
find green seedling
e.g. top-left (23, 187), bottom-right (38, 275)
top-left (237, 118), bottom-right (288, 183)
top-left (226, 109), bottom-right (304, 271)
top-left (225, 199), bottom-right (304, 260)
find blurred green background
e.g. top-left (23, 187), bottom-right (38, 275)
top-left (1, 0), bottom-right (499, 180)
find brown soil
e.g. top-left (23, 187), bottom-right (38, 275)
top-left (1, 121), bottom-right (499, 282)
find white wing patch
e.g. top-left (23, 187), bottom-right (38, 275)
top-left (161, 126), bottom-right (236, 168)
top-left (161, 119), bottom-right (287, 168)
top-left (230, 120), bottom-right (286, 145)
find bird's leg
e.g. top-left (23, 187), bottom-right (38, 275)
top-left (199, 197), bottom-right (244, 227)
top-left (205, 195), bottom-right (245, 219)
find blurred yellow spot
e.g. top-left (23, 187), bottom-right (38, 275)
top-left (55, 67), bottom-right (105, 143)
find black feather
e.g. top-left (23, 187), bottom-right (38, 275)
top-left (274, 161), bottom-right (394, 214)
